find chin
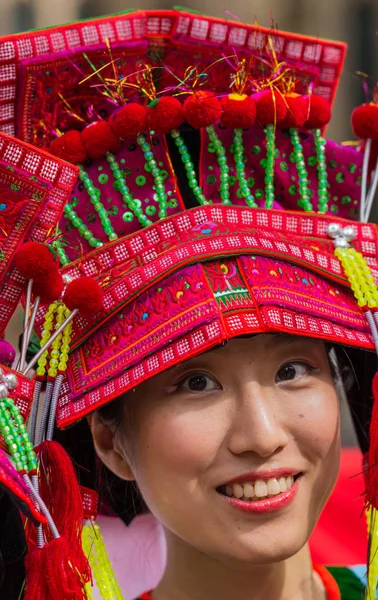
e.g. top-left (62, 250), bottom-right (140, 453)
top-left (205, 510), bottom-right (314, 567)
top-left (212, 532), bottom-right (309, 567)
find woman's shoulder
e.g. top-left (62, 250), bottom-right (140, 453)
top-left (326, 565), bottom-right (367, 598)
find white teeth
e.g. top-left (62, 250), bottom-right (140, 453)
top-left (232, 483), bottom-right (244, 498)
top-left (286, 475), bottom-right (294, 488)
top-left (254, 480), bottom-right (268, 498)
top-left (243, 483), bottom-right (255, 498)
top-left (224, 475), bottom-right (297, 500)
top-left (267, 478), bottom-right (281, 496)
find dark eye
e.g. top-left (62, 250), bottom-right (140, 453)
top-left (179, 373), bottom-right (220, 393)
top-left (276, 362), bottom-right (313, 383)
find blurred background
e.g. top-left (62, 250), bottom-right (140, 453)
top-left (2, 0), bottom-right (378, 446)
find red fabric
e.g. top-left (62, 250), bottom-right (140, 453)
top-left (310, 447), bottom-right (366, 565)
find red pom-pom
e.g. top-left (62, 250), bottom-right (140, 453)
top-left (220, 94), bottom-right (256, 129)
top-left (63, 276), bottom-right (103, 317)
top-left (81, 121), bottom-right (121, 160)
top-left (33, 272), bottom-right (64, 304)
top-left (147, 97), bottom-right (184, 134)
top-left (304, 95), bottom-right (331, 129)
top-left (255, 90), bottom-right (287, 125)
top-left (351, 103), bottom-right (378, 140)
top-left (277, 94), bottom-right (308, 129)
top-left (183, 92), bottom-right (222, 128)
top-left (111, 104), bottom-right (147, 139)
top-left (16, 242), bottom-right (57, 281)
top-left (49, 130), bottom-right (88, 165)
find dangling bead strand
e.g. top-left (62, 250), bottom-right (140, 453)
top-left (137, 134), bottom-right (168, 219)
top-left (170, 130), bottom-right (210, 205)
top-left (366, 505), bottom-right (378, 599)
top-left (264, 124), bottom-right (276, 209)
top-left (0, 398), bottom-right (37, 474)
top-left (64, 204), bottom-right (102, 249)
top-left (35, 302), bottom-right (58, 379)
top-left (233, 129), bottom-right (257, 208)
top-left (106, 153), bottom-right (152, 227)
top-left (313, 129), bottom-right (329, 213)
top-left (206, 125), bottom-right (231, 205)
top-left (290, 128), bottom-right (313, 212)
top-left (54, 241), bottom-right (70, 266)
top-left (83, 522), bottom-right (124, 600)
top-left (79, 168), bottom-right (118, 241)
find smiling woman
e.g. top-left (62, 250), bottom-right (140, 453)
top-left (90, 336), bottom-right (343, 599)
top-left (1, 7), bottom-right (378, 600)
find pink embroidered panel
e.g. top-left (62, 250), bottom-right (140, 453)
top-left (0, 133), bottom-right (78, 335)
top-left (57, 252), bottom-right (373, 428)
top-left (33, 206), bottom-right (378, 350)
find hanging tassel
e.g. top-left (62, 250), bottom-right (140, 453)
top-left (25, 537), bottom-right (88, 600)
top-left (366, 373), bottom-right (378, 508)
top-left (24, 544), bottom-right (50, 600)
top-left (45, 536), bottom-right (88, 600)
top-left (37, 441), bottom-right (92, 586)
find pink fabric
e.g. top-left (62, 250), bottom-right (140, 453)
top-left (92, 513), bottom-right (166, 600)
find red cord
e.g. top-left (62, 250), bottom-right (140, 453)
top-left (313, 563), bottom-right (341, 600)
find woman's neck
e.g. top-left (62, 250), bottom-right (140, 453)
top-left (153, 531), bottom-right (327, 600)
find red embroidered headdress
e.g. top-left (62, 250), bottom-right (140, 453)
top-left (1, 7), bottom-right (378, 595)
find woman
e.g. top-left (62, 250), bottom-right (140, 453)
top-left (90, 336), bottom-right (358, 599)
top-left (1, 7), bottom-right (377, 599)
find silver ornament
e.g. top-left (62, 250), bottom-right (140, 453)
top-left (333, 236), bottom-right (350, 248)
top-left (4, 373), bottom-right (18, 391)
top-left (342, 226), bottom-right (356, 242)
top-left (0, 383), bottom-right (9, 399)
top-left (326, 223), bottom-right (342, 239)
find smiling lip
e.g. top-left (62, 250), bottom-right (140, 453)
top-left (222, 468), bottom-right (299, 486)
top-left (222, 476), bottom-right (301, 514)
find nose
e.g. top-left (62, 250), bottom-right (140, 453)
top-left (227, 383), bottom-right (289, 458)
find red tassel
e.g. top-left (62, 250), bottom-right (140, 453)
top-left (366, 373), bottom-right (378, 508)
top-left (46, 537), bottom-right (87, 600)
top-left (24, 545), bottom-right (50, 600)
top-left (37, 441), bottom-right (91, 586)
top-left (25, 538), bottom-right (87, 600)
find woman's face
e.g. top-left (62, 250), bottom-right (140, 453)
top-left (99, 335), bottom-right (341, 565)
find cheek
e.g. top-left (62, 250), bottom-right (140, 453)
top-left (289, 384), bottom-right (341, 512)
top-left (299, 386), bottom-right (340, 460)
top-left (131, 403), bottom-right (226, 506)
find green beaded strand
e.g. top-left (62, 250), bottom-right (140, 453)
top-left (233, 129), bottom-right (257, 208)
top-left (206, 125), bottom-right (232, 205)
top-left (79, 168), bottom-right (118, 241)
top-left (264, 124), bottom-right (276, 208)
top-left (136, 135), bottom-right (168, 219)
top-left (55, 244), bottom-right (70, 266)
top-left (0, 398), bottom-right (37, 473)
top-left (64, 203), bottom-right (103, 248)
top-left (170, 130), bottom-right (210, 206)
top-left (290, 128), bottom-right (313, 212)
top-left (106, 153), bottom-right (152, 227)
top-left (313, 129), bottom-right (329, 213)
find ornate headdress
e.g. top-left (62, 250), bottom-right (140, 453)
top-left (0, 7), bottom-right (378, 598)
